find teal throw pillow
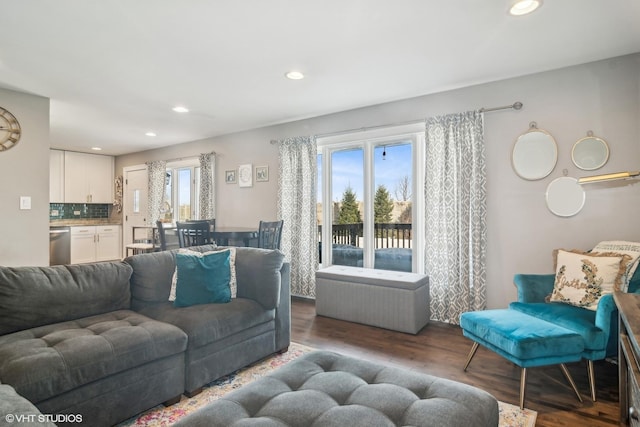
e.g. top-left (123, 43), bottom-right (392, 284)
top-left (174, 250), bottom-right (231, 307)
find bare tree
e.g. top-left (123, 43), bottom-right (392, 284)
top-left (394, 175), bottom-right (411, 201)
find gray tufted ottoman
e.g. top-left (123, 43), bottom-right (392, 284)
top-left (174, 351), bottom-right (499, 427)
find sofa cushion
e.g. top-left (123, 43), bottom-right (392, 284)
top-left (550, 249), bottom-right (630, 310)
top-left (0, 310), bottom-right (187, 403)
top-left (136, 299), bottom-right (274, 349)
top-left (126, 245), bottom-right (219, 305)
top-left (509, 301), bottom-right (605, 350)
top-left (0, 262), bottom-right (133, 335)
top-left (170, 248), bottom-right (237, 301)
top-left (174, 250), bottom-right (231, 307)
top-left (592, 240), bottom-right (640, 291)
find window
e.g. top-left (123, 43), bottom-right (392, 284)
top-left (318, 123), bottom-right (425, 273)
top-left (164, 160), bottom-right (201, 222)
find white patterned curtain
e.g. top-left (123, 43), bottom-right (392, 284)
top-left (147, 160), bottom-right (167, 224)
top-left (199, 152), bottom-right (216, 219)
top-left (425, 111), bottom-right (487, 324)
top-left (277, 136), bottom-right (318, 297)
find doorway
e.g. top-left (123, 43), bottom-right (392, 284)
top-left (123, 165), bottom-right (148, 254)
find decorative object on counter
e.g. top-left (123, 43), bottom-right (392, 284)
top-left (572, 131), bottom-right (609, 171)
top-left (225, 169), bottom-right (236, 184)
top-left (255, 165), bottom-right (269, 182)
top-left (0, 106), bottom-right (21, 152)
top-left (512, 121), bottom-right (557, 180)
top-left (545, 176), bottom-right (585, 217)
top-left (113, 175), bottom-right (123, 213)
top-left (578, 170), bottom-right (640, 184)
top-left (238, 163), bottom-right (253, 187)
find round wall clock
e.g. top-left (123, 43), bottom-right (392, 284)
top-left (0, 106), bottom-right (21, 152)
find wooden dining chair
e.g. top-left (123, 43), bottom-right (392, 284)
top-left (257, 220), bottom-right (283, 250)
top-left (176, 221), bottom-right (212, 248)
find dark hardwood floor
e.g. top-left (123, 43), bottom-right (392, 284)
top-left (291, 297), bottom-right (621, 427)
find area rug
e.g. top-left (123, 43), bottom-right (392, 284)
top-left (118, 342), bottom-right (537, 427)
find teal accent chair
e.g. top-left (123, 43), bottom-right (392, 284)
top-left (509, 266), bottom-right (640, 401)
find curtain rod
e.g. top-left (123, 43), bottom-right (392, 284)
top-left (160, 151), bottom-right (216, 163)
top-left (271, 102), bottom-right (523, 142)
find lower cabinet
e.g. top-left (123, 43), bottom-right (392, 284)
top-left (70, 226), bottom-right (121, 264)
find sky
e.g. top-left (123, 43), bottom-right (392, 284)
top-left (318, 142), bottom-right (412, 202)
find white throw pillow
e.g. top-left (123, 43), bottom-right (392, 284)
top-left (591, 240), bottom-right (640, 292)
top-left (169, 247), bottom-right (237, 301)
top-left (549, 249), bottom-right (630, 311)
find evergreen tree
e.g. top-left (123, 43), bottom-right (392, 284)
top-left (374, 185), bottom-right (394, 223)
top-left (338, 186), bottom-right (362, 224)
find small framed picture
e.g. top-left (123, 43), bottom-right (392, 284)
top-left (225, 170), bottom-right (236, 184)
top-left (256, 165), bottom-right (269, 182)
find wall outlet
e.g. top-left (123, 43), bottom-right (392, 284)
top-left (73, 210), bottom-right (81, 215)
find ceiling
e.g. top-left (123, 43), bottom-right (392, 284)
top-left (1, 1), bottom-right (639, 156)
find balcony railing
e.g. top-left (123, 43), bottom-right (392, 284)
top-left (318, 223), bottom-right (412, 248)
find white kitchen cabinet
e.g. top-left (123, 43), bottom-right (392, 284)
top-left (96, 225), bottom-right (121, 261)
top-left (70, 225), bottom-right (121, 264)
top-left (64, 152), bottom-right (114, 203)
top-left (49, 150), bottom-right (65, 203)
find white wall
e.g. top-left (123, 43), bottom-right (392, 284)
top-left (116, 53), bottom-right (640, 308)
top-left (0, 88), bottom-right (50, 266)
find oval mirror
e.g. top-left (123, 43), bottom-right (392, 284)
top-left (545, 177), bottom-right (585, 217)
top-left (571, 133), bottom-right (609, 171)
top-left (512, 123), bottom-right (558, 180)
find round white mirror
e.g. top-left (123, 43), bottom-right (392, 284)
top-left (545, 177), bottom-right (585, 217)
top-left (571, 133), bottom-right (609, 171)
top-left (512, 123), bottom-right (558, 180)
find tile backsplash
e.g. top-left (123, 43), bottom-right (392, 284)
top-left (50, 203), bottom-right (111, 220)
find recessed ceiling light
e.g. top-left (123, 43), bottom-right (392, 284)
top-left (509, 0), bottom-right (542, 16)
top-left (91, 147), bottom-right (102, 151)
top-left (172, 106), bottom-right (189, 113)
top-left (285, 70), bottom-right (305, 80)
top-left (145, 131), bottom-right (157, 137)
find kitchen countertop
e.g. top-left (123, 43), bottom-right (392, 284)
top-left (49, 219), bottom-right (123, 227)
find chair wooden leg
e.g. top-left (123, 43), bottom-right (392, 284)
top-left (559, 363), bottom-right (583, 403)
top-left (587, 360), bottom-right (596, 401)
top-left (463, 342), bottom-right (479, 372)
top-left (519, 368), bottom-right (527, 410)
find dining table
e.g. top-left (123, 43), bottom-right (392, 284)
top-left (211, 227), bottom-right (259, 247)
top-left (131, 224), bottom-right (258, 249)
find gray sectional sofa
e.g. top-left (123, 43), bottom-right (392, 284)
top-left (0, 245), bottom-right (290, 427)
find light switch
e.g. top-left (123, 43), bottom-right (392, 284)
top-left (20, 196), bottom-right (31, 210)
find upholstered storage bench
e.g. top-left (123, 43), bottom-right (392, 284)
top-left (315, 266), bottom-right (429, 334)
top-left (173, 350), bottom-right (499, 427)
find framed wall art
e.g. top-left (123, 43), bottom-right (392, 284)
top-left (225, 169), bottom-right (237, 184)
top-left (256, 165), bottom-right (269, 182)
top-left (238, 163), bottom-right (253, 187)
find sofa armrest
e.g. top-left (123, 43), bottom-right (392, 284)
top-left (0, 383), bottom-right (56, 427)
top-left (235, 247), bottom-right (285, 310)
top-left (513, 274), bottom-right (555, 303)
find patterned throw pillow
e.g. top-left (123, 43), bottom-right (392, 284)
top-left (550, 249), bottom-right (631, 311)
top-left (169, 247), bottom-right (237, 301)
top-left (591, 241), bottom-right (640, 292)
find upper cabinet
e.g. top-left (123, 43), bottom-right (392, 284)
top-left (49, 149), bottom-right (65, 203)
top-left (54, 151), bottom-right (114, 204)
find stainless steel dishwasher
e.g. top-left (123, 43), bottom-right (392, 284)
top-left (49, 226), bottom-right (71, 265)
